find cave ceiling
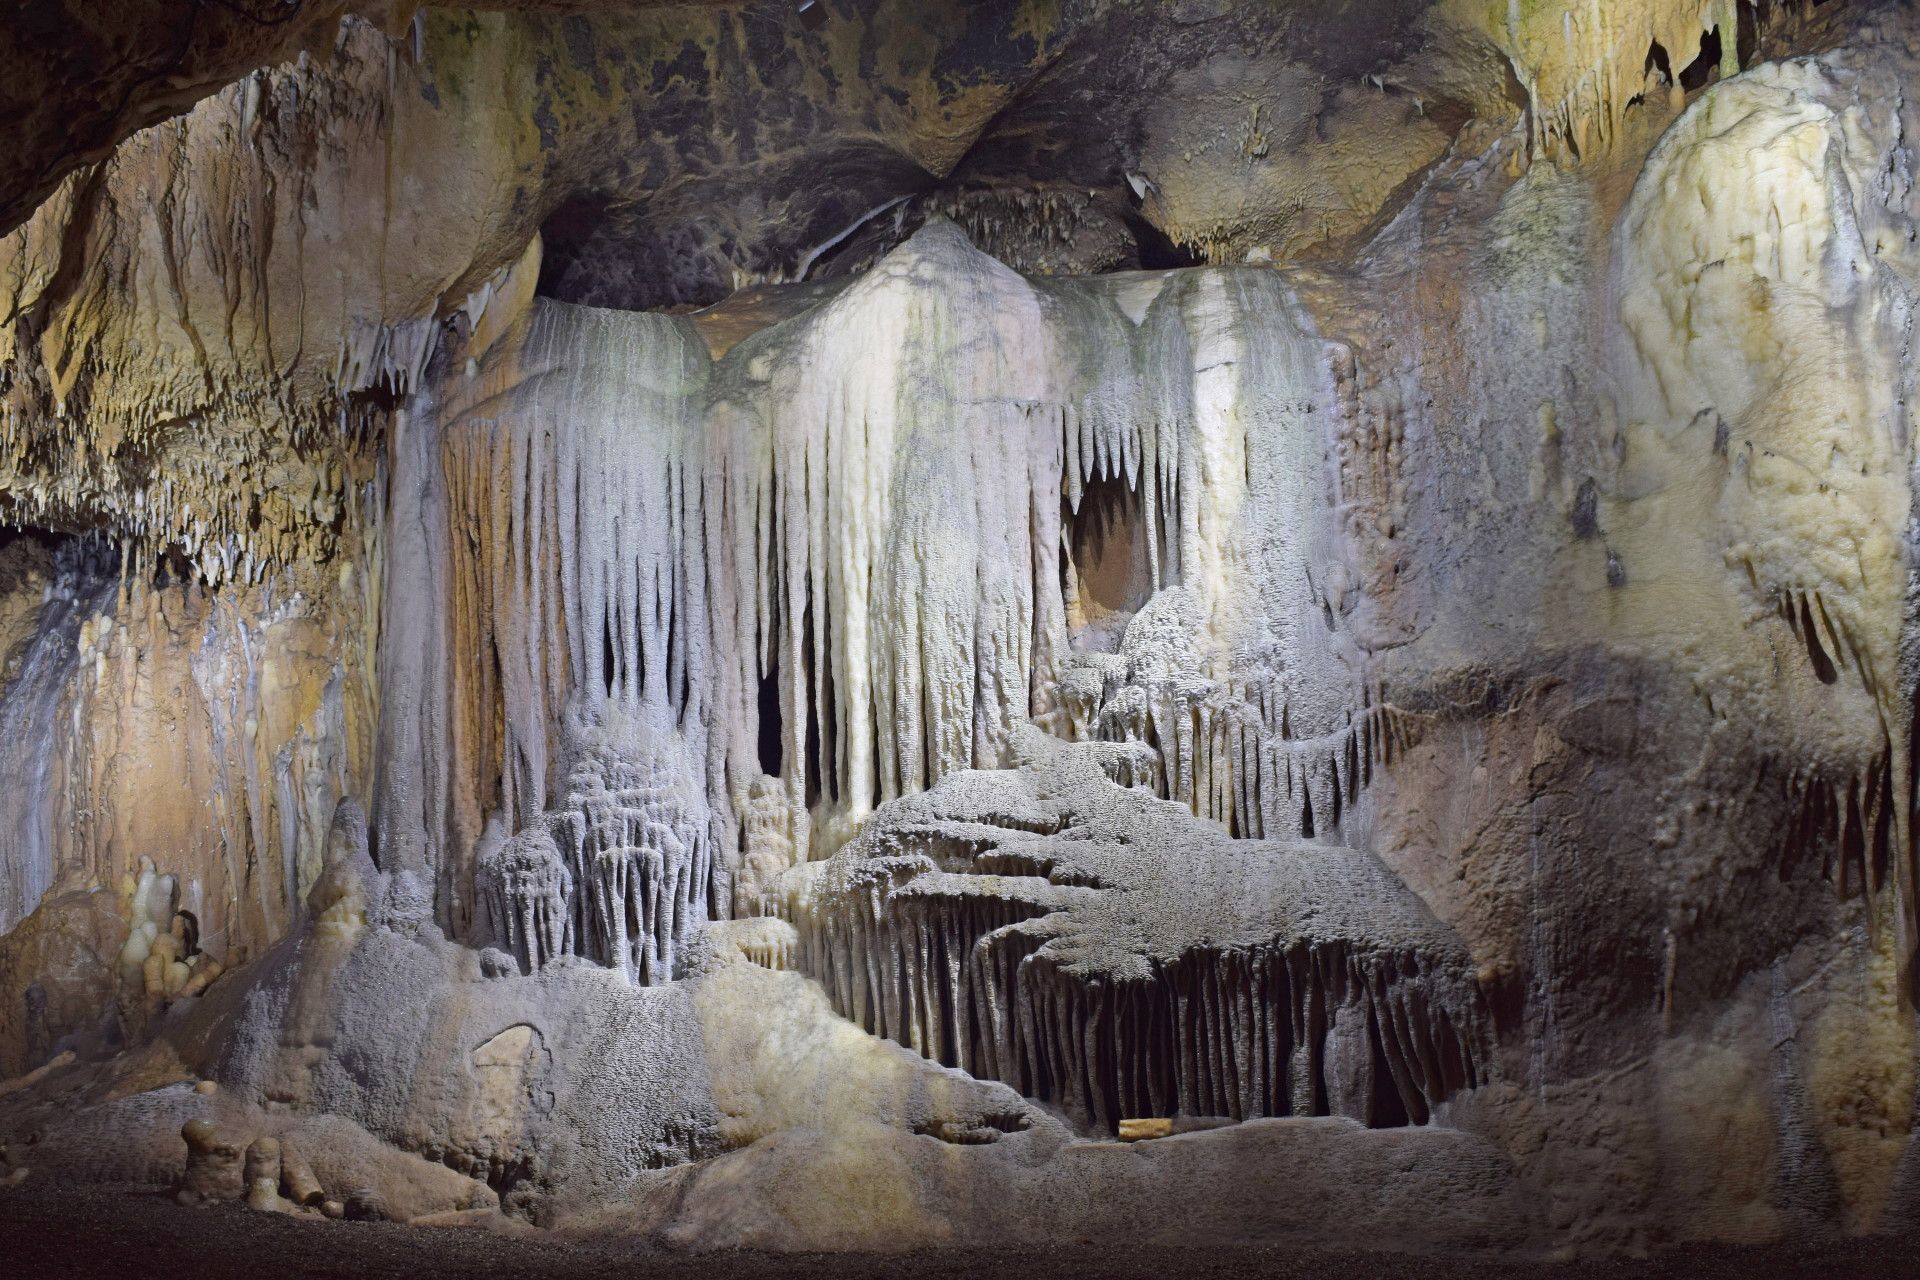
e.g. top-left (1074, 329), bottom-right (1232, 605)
top-left (0, 0), bottom-right (1787, 567)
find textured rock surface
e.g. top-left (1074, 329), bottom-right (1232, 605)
top-left (1, 0), bottom-right (1919, 1262)
top-left (777, 729), bottom-right (1486, 1132)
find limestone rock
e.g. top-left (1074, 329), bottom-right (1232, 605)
top-left (179, 1120), bottom-right (246, 1203)
top-left (1, 0), bottom-right (1919, 1261)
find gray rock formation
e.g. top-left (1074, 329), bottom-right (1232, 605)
top-left (777, 728), bottom-right (1485, 1131)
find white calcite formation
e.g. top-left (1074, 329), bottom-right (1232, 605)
top-left (477, 712), bottom-right (719, 984)
top-left (1611, 46), bottom-right (1920, 907)
top-left (774, 729), bottom-right (1485, 1132)
top-left (392, 221), bottom-right (1365, 937)
top-left (0, 539), bottom-right (114, 932)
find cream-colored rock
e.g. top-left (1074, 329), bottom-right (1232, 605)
top-left (244, 1136), bottom-right (284, 1212)
top-left (179, 1119), bottom-right (246, 1203)
top-left (708, 918), bottom-right (798, 972)
top-left (0, 1049), bottom-right (72, 1100)
top-left (1118, 1118), bottom-right (1173, 1142)
top-left (179, 959), bottom-right (223, 999)
top-left (280, 1138), bottom-right (325, 1209)
top-left (307, 800), bottom-right (376, 938)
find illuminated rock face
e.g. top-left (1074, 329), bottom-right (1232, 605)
top-left (776, 730), bottom-right (1488, 1133)
top-left (2, 0), bottom-right (1920, 1257)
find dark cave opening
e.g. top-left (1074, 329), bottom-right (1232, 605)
top-left (1065, 474), bottom-right (1157, 651)
top-left (1129, 215), bottom-right (1204, 272)
top-left (1798, 595), bottom-right (1839, 685)
top-left (0, 525), bottom-right (126, 597)
top-left (1678, 27), bottom-right (1724, 92)
top-left (0, 525), bottom-right (72, 556)
top-left (800, 601), bottom-right (838, 809)
top-left (1369, 1011), bottom-right (1415, 1128)
top-left (601, 613), bottom-right (617, 701)
top-left (539, 192), bottom-right (619, 303)
top-left (1644, 39), bottom-right (1674, 84)
top-left (536, 192), bottom-right (737, 312)
top-left (1736, 1), bottom-right (1764, 66)
top-left (757, 644), bottom-right (784, 778)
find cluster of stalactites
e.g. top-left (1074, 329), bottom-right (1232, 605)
top-left (700, 240), bottom-right (1341, 866)
top-left (985, 922), bottom-right (1480, 1131)
top-left (0, 297), bottom-right (399, 594)
top-left (479, 823), bottom-right (574, 972)
top-left (334, 315), bottom-right (440, 400)
top-left (477, 725), bottom-right (719, 985)
top-left (1060, 641), bottom-right (1427, 841)
top-left (775, 837), bottom-right (1481, 1134)
top-left (702, 236), bottom-right (1071, 859)
top-left (1489, 0), bottom-right (1808, 170)
top-left (0, 411), bottom-right (368, 590)
top-left (440, 228), bottom-right (1353, 927)
top-left (438, 302), bottom-right (715, 850)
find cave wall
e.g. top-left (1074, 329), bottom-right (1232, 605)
top-left (0, 0), bottom-right (1917, 1255)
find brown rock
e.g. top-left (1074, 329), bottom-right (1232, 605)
top-left (179, 1120), bottom-right (246, 1202)
top-left (1117, 1118), bottom-right (1174, 1142)
top-left (279, 1139), bottom-right (325, 1208)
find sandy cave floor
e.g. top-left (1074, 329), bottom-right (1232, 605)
top-left (1, 1182), bottom-right (1914, 1280)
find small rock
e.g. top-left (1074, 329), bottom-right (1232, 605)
top-left (244, 1136), bottom-right (285, 1212)
top-left (1117, 1117), bottom-right (1173, 1142)
top-left (344, 1188), bottom-right (388, 1222)
top-left (244, 1136), bottom-right (282, 1186)
top-left (321, 1199), bottom-right (344, 1220)
top-left (279, 1138), bottom-right (324, 1206)
top-left (193, 1079), bottom-right (219, 1095)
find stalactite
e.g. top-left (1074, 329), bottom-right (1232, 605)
top-left (772, 734), bottom-right (1487, 1133)
top-left (1057, 590), bottom-right (1426, 840)
top-left (419, 222), bottom-right (1371, 941)
top-left (476, 823), bottom-right (572, 974)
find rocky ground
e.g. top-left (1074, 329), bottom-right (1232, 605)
top-left (0, 1181), bottom-right (1911, 1280)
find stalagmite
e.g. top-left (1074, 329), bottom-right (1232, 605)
top-left (476, 823), bottom-right (573, 974)
top-left (178, 1120), bottom-right (246, 1204)
top-left (279, 1140), bottom-right (324, 1208)
top-left (243, 1136), bottom-right (284, 1212)
top-left (477, 712), bottom-right (717, 985)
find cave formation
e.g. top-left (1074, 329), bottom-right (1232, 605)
top-left (2, 0), bottom-right (1919, 1269)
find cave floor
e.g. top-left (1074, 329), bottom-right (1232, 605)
top-left (1, 1183), bottom-right (1911, 1279)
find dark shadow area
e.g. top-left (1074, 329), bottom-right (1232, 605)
top-left (1679, 27), bottom-right (1724, 93)
top-left (0, 1181), bottom-right (1910, 1280)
